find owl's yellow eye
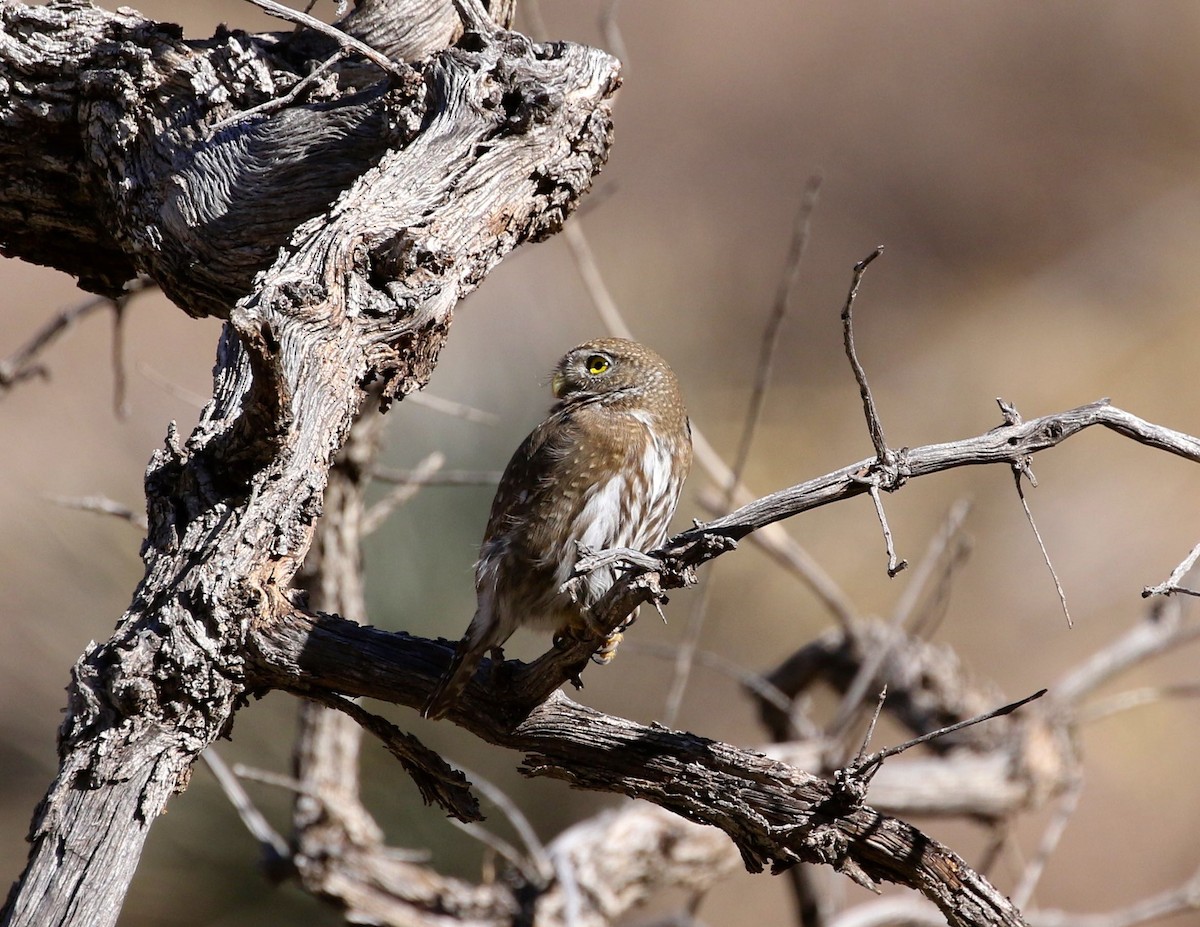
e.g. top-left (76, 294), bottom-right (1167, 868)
top-left (586, 355), bottom-right (611, 375)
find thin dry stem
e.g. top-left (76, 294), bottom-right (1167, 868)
top-left (1012, 465), bottom-right (1073, 628)
top-left (405, 390), bottom-right (500, 424)
top-left (241, 0), bottom-right (410, 76)
top-left (201, 749), bottom-right (291, 864)
top-left (362, 451), bottom-right (445, 535)
top-left (1011, 778), bottom-right (1083, 910)
top-left (841, 247), bottom-right (887, 460)
top-left (45, 494), bottom-right (148, 531)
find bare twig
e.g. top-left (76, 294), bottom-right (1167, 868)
top-left (852, 689), bottom-right (1047, 783)
top-left (454, 763), bottom-right (552, 882)
top-left (208, 51), bottom-right (345, 136)
top-left (109, 297), bottom-right (129, 418)
top-left (405, 390), bottom-right (500, 424)
top-left (201, 749), bottom-right (292, 869)
top-left (829, 897), bottom-right (946, 927)
top-left (362, 451), bottom-right (445, 535)
top-left (373, 465), bottom-right (501, 486)
top-left (841, 248), bottom-right (906, 576)
top-left (1011, 777), bottom-right (1083, 910)
top-left (892, 498), bottom-right (971, 627)
top-left (448, 818), bottom-right (543, 886)
top-left (1012, 462), bottom-right (1072, 628)
top-left (241, 0), bottom-right (410, 77)
top-left (865, 482), bottom-right (906, 577)
top-left (529, 400), bottom-right (1200, 703)
top-left (597, 0), bottom-right (628, 72)
top-left (1027, 868), bottom-right (1200, 927)
top-left (44, 494), bottom-right (148, 531)
top-left (1052, 596), bottom-right (1200, 707)
top-left (824, 502), bottom-right (972, 753)
top-left (626, 640), bottom-right (811, 738)
top-left (1077, 683), bottom-right (1200, 725)
top-left (232, 764), bottom-right (311, 795)
top-left (728, 173), bottom-right (822, 485)
top-left (841, 247), bottom-right (887, 460)
top-left (690, 401), bottom-right (1200, 542)
top-left (0, 278), bottom-right (153, 396)
top-left (136, 362), bottom-right (207, 408)
top-left (562, 222), bottom-right (634, 340)
top-left (851, 687), bottom-right (888, 768)
top-left (698, 486), bottom-right (857, 629)
top-left (1143, 539), bottom-right (1200, 598)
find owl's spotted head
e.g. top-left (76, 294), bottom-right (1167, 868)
top-left (551, 337), bottom-right (681, 408)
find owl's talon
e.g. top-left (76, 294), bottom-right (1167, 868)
top-left (590, 629), bottom-right (623, 664)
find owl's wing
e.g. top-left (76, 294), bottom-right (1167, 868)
top-left (482, 406), bottom-right (586, 538)
top-left (424, 413), bottom-right (580, 720)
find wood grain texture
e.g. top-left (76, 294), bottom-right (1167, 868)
top-left (0, 2), bottom-right (616, 924)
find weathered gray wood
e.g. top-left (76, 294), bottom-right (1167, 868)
top-left (0, 2), bottom-right (617, 924)
top-left (247, 610), bottom-right (1028, 927)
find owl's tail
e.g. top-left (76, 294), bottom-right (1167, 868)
top-left (422, 611), bottom-right (495, 720)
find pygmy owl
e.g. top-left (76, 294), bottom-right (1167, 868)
top-left (422, 337), bottom-right (693, 719)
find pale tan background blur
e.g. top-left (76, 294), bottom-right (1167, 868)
top-left (3, 2), bottom-right (1200, 924)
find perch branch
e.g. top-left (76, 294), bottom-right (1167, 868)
top-left (529, 400), bottom-right (1200, 702)
top-left (248, 610), bottom-right (1029, 927)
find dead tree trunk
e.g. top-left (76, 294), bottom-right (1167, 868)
top-left (0, 2), bottom-right (615, 923)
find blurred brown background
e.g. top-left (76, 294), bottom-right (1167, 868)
top-left (3, 1), bottom-right (1199, 924)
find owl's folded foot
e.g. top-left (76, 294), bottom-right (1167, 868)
top-left (590, 629), bottom-right (623, 665)
top-left (552, 623), bottom-right (625, 666)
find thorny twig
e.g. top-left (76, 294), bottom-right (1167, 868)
top-left (1000, 398), bottom-right (1074, 629)
top-left (537, 400), bottom-right (1200, 703)
top-left (846, 689), bottom-right (1047, 786)
top-left (865, 481), bottom-right (906, 577)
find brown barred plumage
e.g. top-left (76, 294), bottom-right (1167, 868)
top-left (422, 338), bottom-right (692, 720)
